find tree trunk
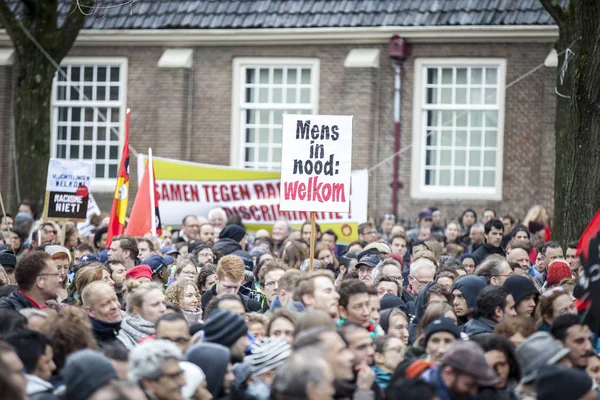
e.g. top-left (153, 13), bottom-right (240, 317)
top-left (542, 0), bottom-right (600, 244)
top-left (13, 46), bottom-right (56, 210)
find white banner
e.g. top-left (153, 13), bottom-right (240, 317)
top-left (43, 159), bottom-right (93, 221)
top-left (280, 115), bottom-right (353, 213)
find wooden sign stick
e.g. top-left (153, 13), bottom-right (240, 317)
top-left (309, 211), bottom-right (316, 271)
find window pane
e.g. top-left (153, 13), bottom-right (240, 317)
top-left (71, 67), bottom-right (81, 82)
top-left (456, 88), bottom-right (467, 104)
top-left (273, 69), bottom-right (283, 84)
top-left (70, 145), bottom-right (80, 159)
top-left (301, 68), bottom-right (311, 84)
top-left (110, 67), bottom-right (120, 82)
top-left (83, 145), bottom-right (93, 159)
top-left (286, 88), bottom-right (297, 103)
top-left (441, 131), bottom-right (452, 146)
top-left (427, 111), bottom-right (438, 127)
top-left (440, 150), bottom-right (451, 166)
top-left (441, 88), bottom-right (452, 104)
top-left (483, 171), bottom-right (495, 187)
top-left (109, 86), bottom-right (119, 101)
top-left (484, 88), bottom-right (497, 104)
top-left (84, 67), bottom-right (94, 82)
top-left (485, 68), bottom-right (498, 85)
top-left (471, 68), bottom-right (482, 84)
top-left (273, 127), bottom-right (282, 143)
top-left (258, 88), bottom-right (268, 103)
top-left (58, 107), bottom-right (68, 122)
top-left (97, 67), bottom-right (107, 82)
top-left (273, 88), bottom-right (283, 103)
top-left (455, 131), bottom-right (467, 147)
top-left (97, 127), bottom-right (107, 141)
top-left (471, 111), bottom-right (483, 127)
top-left (111, 108), bottom-right (120, 122)
top-left (246, 87), bottom-right (255, 103)
top-left (470, 131), bottom-right (482, 147)
top-left (441, 111), bottom-right (452, 127)
top-left (470, 87), bottom-right (482, 104)
top-left (485, 111), bottom-right (497, 127)
top-left (97, 146), bottom-right (106, 159)
top-left (426, 88), bottom-right (437, 104)
top-left (426, 130), bottom-right (438, 146)
top-left (454, 169), bottom-right (466, 186)
top-left (426, 149), bottom-right (437, 166)
top-left (57, 86), bottom-right (67, 100)
top-left (272, 147), bottom-right (282, 163)
top-left (259, 128), bottom-right (269, 143)
top-left (246, 128), bottom-right (255, 143)
top-left (468, 170), bottom-right (481, 186)
top-left (287, 69), bottom-right (297, 84)
top-left (246, 68), bottom-right (255, 84)
top-left (455, 150), bottom-right (466, 166)
top-left (71, 126), bottom-right (80, 141)
top-left (259, 68), bottom-right (269, 83)
top-left (57, 145), bottom-right (66, 158)
top-left (58, 126), bottom-right (67, 140)
top-left (441, 68), bottom-right (452, 84)
top-left (300, 88), bottom-right (311, 104)
top-left (439, 169), bottom-right (451, 186)
top-left (484, 151), bottom-right (496, 167)
top-left (109, 146), bottom-right (119, 159)
top-left (425, 169), bottom-right (436, 185)
top-left (469, 150), bottom-right (481, 166)
top-left (97, 86), bottom-right (106, 101)
top-left (427, 68), bottom-right (438, 84)
top-left (456, 68), bottom-right (467, 84)
top-left (85, 107), bottom-right (94, 122)
top-left (456, 112), bottom-right (467, 127)
top-left (95, 163), bottom-right (105, 178)
top-left (108, 164), bottom-right (117, 178)
top-left (484, 131), bottom-right (497, 147)
top-left (84, 126), bottom-right (93, 141)
top-left (246, 110), bottom-right (256, 124)
top-left (259, 147), bottom-right (268, 162)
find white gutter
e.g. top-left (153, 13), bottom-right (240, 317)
top-left (0, 25), bottom-right (558, 47)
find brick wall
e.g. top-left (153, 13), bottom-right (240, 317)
top-left (0, 41), bottom-right (557, 225)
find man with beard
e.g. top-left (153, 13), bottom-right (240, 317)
top-left (105, 260), bottom-right (127, 304)
top-left (203, 309), bottom-right (250, 363)
top-left (551, 314), bottom-right (594, 370)
top-left (82, 281), bottom-right (123, 348)
top-left (421, 340), bottom-right (499, 399)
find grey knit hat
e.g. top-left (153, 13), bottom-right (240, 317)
top-left (61, 349), bottom-right (119, 400)
top-left (516, 332), bottom-right (571, 384)
top-left (244, 337), bottom-right (292, 377)
top-left (203, 310), bottom-right (248, 347)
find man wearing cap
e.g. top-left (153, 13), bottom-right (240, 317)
top-left (423, 318), bottom-right (461, 362)
top-left (356, 251), bottom-right (384, 284)
top-left (503, 275), bottom-right (539, 317)
top-left (203, 309), bottom-right (251, 363)
top-left (421, 341), bottom-right (500, 399)
top-left (0, 246), bottom-right (17, 284)
top-left (407, 209), bottom-right (433, 244)
top-left (108, 235), bottom-right (138, 271)
top-left (515, 331), bottom-right (572, 400)
top-left (142, 254), bottom-right (174, 287)
top-left (452, 275), bottom-right (487, 326)
top-left (462, 286), bottom-right (516, 337)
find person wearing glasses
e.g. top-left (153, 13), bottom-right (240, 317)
top-left (0, 251), bottom-right (60, 311)
top-left (372, 335), bottom-right (405, 393)
top-left (128, 340), bottom-right (186, 400)
top-left (39, 222), bottom-right (60, 245)
top-left (358, 222), bottom-right (378, 244)
top-left (462, 286), bottom-right (517, 337)
top-left (474, 254), bottom-right (513, 286)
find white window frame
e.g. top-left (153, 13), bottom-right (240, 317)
top-left (230, 57), bottom-right (320, 169)
top-left (50, 56), bottom-right (128, 192)
top-left (411, 58), bottom-right (506, 200)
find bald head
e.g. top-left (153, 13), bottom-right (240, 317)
top-left (82, 280), bottom-right (122, 323)
top-left (82, 280), bottom-right (113, 307)
top-left (507, 248), bottom-right (530, 271)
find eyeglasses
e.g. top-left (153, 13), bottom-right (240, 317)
top-left (410, 275), bottom-right (433, 285)
top-left (181, 271), bottom-right (196, 277)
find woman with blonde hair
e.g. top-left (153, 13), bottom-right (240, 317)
top-left (117, 282), bottom-right (167, 349)
top-left (165, 279), bottom-right (203, 325)
top-left (74, 265), bottom-right (114, 305)
top-left (315, 243), bottom-right (338, 272)
top-left (523, 205), bottom-right (551, 242)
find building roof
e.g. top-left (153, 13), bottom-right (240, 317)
top-left (44, 0), bottom-right (557, 30)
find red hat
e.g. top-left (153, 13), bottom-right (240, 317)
top-left (125, 265), bottom-right (152, 281)
top-left (546, 260), bottom-right (572, 286)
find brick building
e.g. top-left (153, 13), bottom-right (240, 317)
top-left (0, 0), bottom-right (559, 224)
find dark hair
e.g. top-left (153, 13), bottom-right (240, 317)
top-left (104, 259), bottom-right (124, 272)
top-left (374, 276), bottom-right (400, 297)
top-left (301, 220), bottom-right (321, 234)
top-left (425, 283), bottom-right (453, 305)
top-left (358, 222), bottom-right (374, 235)
top-left (3, 329), bottom-right (51, 373)
top-left (336, 321), bottom-right (365, 345)
top-left (386, 379), bottom-right (437, 400)
top-left (165, 302), bottom-right (183, 313)
top-left (9, 227), bottom-right (27, 253)
top-left (74, 243), bottom-right (94, 256)
top-left (550, 314), bottom-right (582, 342)
top-left (268, 308), bottom-right (297, 336)
top-left (484, 219), bottom-right (504, 235)
top-left (196, 264), bottom-right (217, 292)
top-left (567, 241), bottom-right (578, 250)
top-left (502, 215), bottom-right (515, 225)
top-left (542, 241), bottom-right (562, 256)
top-left (155, 312), bottom-right (189, 329)
top-left (15, 251), bottom-right (51, 291)
top-left (205, 294), bottom-right (243, 317)
top-left (292, 325), bottom-right (335, 350)
top-left (20, 200), bottom-right (38, 218)
top-left (337, 279), bottom-right (369, 309)
top-left (92, 227), bottom-right (108, 250)
top-left (474, 286), bottom-right (510, 320)
top-left (322, 229), bottom-right (338, 242)
top-left (112, 235), bottom-right (139, 260)
top-left (470, 334), bottom-right (521, 382)
top-left (483, 209), bottom-right (496, 218)
top-left (102, 342), bottom-right (130, 361)
top-left (0, 351), bottom-right (25, 400)
top-left (0, 309), bottom-right (27, 338)
top-left (373, 335), bottom-right (394, 353)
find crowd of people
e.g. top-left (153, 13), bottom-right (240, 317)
top-left (0, 201), bottom-right (597, 400)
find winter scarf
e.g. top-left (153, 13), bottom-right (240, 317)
top-left (184, 309), bottom-right (203, 325)
top-left (371, 365), bottom-right (392, 392)
top-left (116, 315), bottom-right (155, 350)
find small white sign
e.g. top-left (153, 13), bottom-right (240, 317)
top-left (280, 114), bottom-right (353, 213)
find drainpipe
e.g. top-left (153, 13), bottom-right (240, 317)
top-left (388, 36), bottom-right (410, 217)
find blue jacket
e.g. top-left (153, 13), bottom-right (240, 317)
top-left (421, 365), bottom-right (476, 400)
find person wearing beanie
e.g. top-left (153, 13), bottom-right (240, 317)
top-left (451, 275), bottom-right (487, 325)
top-left (203, 309), bottom-right (250, 363)
top-left (503, 275), bottom-right (539, 317)
top-left (546, 259), bottom-right (573, 287)
top-left (243, 337), bottom-right (292, 398)
top-left (533, 242), bottom-right (564, 287)
top-left (514, 331), bottom-right (571, 400)
top-left (213, 224), bottom-right (249, 257)
top-left (379, 308), bottom-right (410, 345)
top-left (124, 265), bottom-right (152, 282)
top-left (536, 365), bottom-right (596, 400)
top-left (61, 349), bottom-right (119, 400)
top-left (423, 318), bottom-right (461, 362)
top-left (185, 343), bottom-right (234, 399)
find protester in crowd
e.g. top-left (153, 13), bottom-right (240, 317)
top-left (128, 340), bottom-right (185, 400)
top-left (550, 314), bottom-right (594, 370)
top-left (243, 337), bottom-right (292, 398)
top-left (117, 282), bottom-right (166, 349)
top-left (154, 313), bottom-right (192, 354)
top-left (536, 286), bottom-right (577, 331)
top-left (494, 316), bottom-right (537, 347)
top-left (0, 340), bottom-right (28, 399)
top-left (474, 254), bottom-right (513, 285)
top-left (451, 275), bottom-right (486, 325)
top-left (257, 260), bottom-right (288, 312)
top-left (81, 281), bottom-right (122, 348)
top-left (73, 243), bottom-right (94, 263)
top-left (269, 268), bottom-right (302, 311)
top-left (203, 309), bottom-right (250, 363)
top-left (462, 286), bottom-right (516, 337)
top-left (61, 349), bottom-right (120, 400)
top-left (566, 241), bottom-right (582, 276)
top-left (545, 259), bottom-right (573, 289)
top-left (372, 335), bottom-right (405, 392)
top-left (246, 312), bottom-right (269, 341)
top-left (503, 274), bottom-right (539, 317)
top-left (407, 258), bottom-right (436, 297)
top-left (471, 334), bottom-right (521, 400)
top-left (73, 264), bottom-right (115, 305)
top-left (536, 365), bottom-right (596, 400)
top-left (532, 242), bottom-right (564, 286)
top-left (124, 264), bottom-right (153, 283)
top-left (108, 235), bottom-right (138, 271)
top-left (267, 308), bottom-right (296, 345)
top-left (337, 279), bottom-right (379, 335)
top-left (0, 251), bottom-right (59, 311)
top-left (165, 279), bottom-right (203, 325)
top-left (459, 253), bottom-right (476, 275)
top-left (468, 222), bottom-right (485, 253)
top-left (196, 264), bottom-right (217, 295)
top-left (472, 219), bottom-right (506, 266)
top-left (143, 254), bottom-right (174, 288)
top-left (185, 342), bottom-right (235, 399)
top-left (422, 317), bottom-right (461, 362)
top-left (44, 245), bottom-right (71, 302)
top-left (294, 269), bottom-right (339, 318)
top-left (411, 303), bottom-right (457, 350)
top-left (355, 252), bottom-right (383, 284)
top-left (586, 353), bottom-right (600, 385)
top-left (213, 224), bottom-right (248, 258)
top-left (93, 227), bottom-right (108, 252)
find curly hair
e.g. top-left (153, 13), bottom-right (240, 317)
top-left (164, 279), bottom-right (200, 311)
top-left (74, 265), bottom-right (111, 305)
top-left (196, 264), bottom-right (217, 293)
top-left (41, 307), bottom-right (98, 372)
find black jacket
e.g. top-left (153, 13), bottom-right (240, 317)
top-left (201, 284), bottom-right (261, 313)
top-left (90, 317), bottom-right (122, 349)
top-left (462, 317), bottom-right (497, 337)
top-left (472, 240), bottom-right (506, 266)
top-left (0, 290), bottom-right (35, 311)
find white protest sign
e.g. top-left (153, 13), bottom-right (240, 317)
top-left (77, 193), bottom-right (101, 237)
top-left (43, 158), bottom-right (93, 221)
top-left (280, 114), bottom-right (353, 213)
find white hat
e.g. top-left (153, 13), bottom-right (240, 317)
top-left (180, 361), bottom-right (206, 400)
top-left (44, 245), bottom-right (72, 263)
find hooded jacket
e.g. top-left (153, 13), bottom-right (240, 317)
top-left (213, 238), bottom-right (243, 256)
top-left (185, 343), bottom-right (231, 399)
top-left (27, 374), bottom-right (58, 400)
top-left (409, 282), bottom-right (436, 343)
top-left (462, 317), bottom-right (497, 337)
top-left (503, 275), bottom-right (539, 308)
top-left (0, 289), bottom-right (36, 311)
top-left (201, 283), bottom-right (261, 313)
top-left (452, 276), bottom-right (486, 323)
top-left (472, 240), bottom-right (506, 266)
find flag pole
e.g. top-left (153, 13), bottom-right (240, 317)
top-left (148, 148), bottom-right (157, 237)
top-left (309, 211), bottom-right (316, 271)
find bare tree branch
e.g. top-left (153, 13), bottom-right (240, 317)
top-left (0, 0), bottom-right (23, 45)
top-left (540, 0), bottom-right (567, 25)
top-left (52, 0), bottom-right (94, 59)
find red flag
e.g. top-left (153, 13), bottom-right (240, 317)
top-left (106, 110), bottom-right (131, 248)
top-left (125, 155), bottom-right (162, 237)
top-left (577, 209), bottom-right (600, 259)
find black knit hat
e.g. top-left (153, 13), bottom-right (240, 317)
top-left (203, 310), bottom-right (248, 347)
top-left (219, 225), bottom-right (246, 242)
top-left (536, 364), bottom-right (593, 400)
top-left (503, 275), bottom-right (539, 306)
top-left (424, 318), bottom-right (461, 346)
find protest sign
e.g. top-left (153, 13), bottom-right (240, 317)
top-left (136, 155), bottom-right (368, 244)
top-left (43, 159), bottom-right (93, 221)
top-left (77, 193), bottom-right (101, 238)
top-left (280, 115), bottom-right (353, 213)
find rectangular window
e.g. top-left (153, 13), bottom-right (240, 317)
top-left (51, 57), bottom-right (127, 190)
top-left (231, 58), bottom-right (320, 170)
top-left (411, 59), bottom-right (506, 200)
